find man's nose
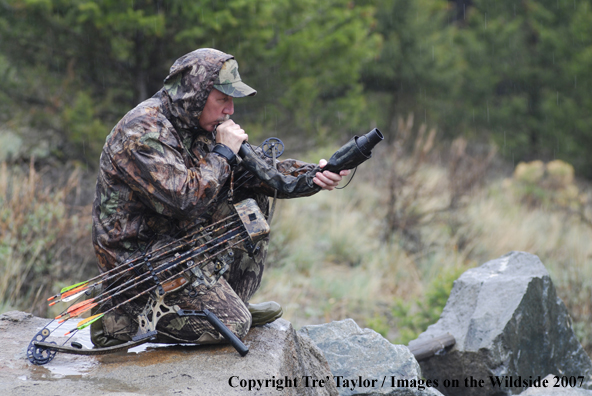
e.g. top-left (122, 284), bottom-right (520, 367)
top-left (223, 98), bottom-right (234, 115)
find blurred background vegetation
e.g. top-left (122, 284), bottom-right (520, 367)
top-left (1, 0), bottom-right (591, 353)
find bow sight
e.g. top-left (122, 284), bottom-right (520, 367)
top-left (28, 128), bottom-right (383, 365)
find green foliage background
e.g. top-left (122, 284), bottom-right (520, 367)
top-left (2, 0), bottom-right (592, 175)
top-left (0, 0), bottom-right (380, 162)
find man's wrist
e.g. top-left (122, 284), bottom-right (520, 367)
top-left (212, 143), bottom-right (237, 166)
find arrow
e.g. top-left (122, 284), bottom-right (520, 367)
top-left (60, 230), bottom-right (250, 333)
top-left (47, 281), bottom-right (88, 302)
top-left (64, 313), bottom-right (104, 336)
top-left (61, 224), bottom-right (245, 321)
top-left (56, 298), bottom-right (97, 322)
top-left (47, 214), bottom-right (241, 307)
top-left (48, 284), bottom-right (89, 306)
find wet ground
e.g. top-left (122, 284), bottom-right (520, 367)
top-left (0, 311), bottom-right (298, 396)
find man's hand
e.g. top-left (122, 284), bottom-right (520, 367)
top-left (312, 159), bottom-right (351, 190)
top-left (216, 119), bottom-right (248, 153)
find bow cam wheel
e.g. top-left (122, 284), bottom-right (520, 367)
top-left (260, 138), bottom-right (284, 159)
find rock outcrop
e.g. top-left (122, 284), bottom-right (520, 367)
top-left (3, 251), bottom-right (591, 396)
top-left (0, 312), bottom-right (337, 396)
top-left (300, 319), bottom-right (444, 396)
top-left (408, 251), bottom-right (592, 396)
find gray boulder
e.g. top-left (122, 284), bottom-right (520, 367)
top-left (300, 319), bottom-right (444, 396)
top-left (1, 312), bottom-right (337, 396)
top-left (408, 251), bottom-right (592, 396)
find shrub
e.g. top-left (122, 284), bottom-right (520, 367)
top-left (511, 159), bottom-right (583, 209)
top-left (0, 160), bottom-right (95, 317)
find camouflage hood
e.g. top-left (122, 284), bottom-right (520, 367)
top-left (162, 48), bottom-right (255, 131)
top-left (162, 48), bottom-right (231, 130)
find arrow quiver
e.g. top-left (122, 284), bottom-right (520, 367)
top-left (28, 198), bottom-right (268, 365)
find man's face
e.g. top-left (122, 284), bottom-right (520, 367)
top-left (199, 88), bottom-right (234, 132)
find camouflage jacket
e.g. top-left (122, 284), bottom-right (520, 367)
top-left (92, 49), bottom-right (317, 280)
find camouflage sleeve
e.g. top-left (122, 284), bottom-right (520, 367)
top-left (107, 116), bottom-right (231, 219)
top-left (235, 147), bottom-right (320, 198)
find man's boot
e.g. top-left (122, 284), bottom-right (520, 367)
top-left (248, 301), bottom-right (283, 326)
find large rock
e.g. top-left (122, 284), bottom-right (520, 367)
top-left (408, 251), bottom-right (592, 396)
top-left (0, 312), bottom-right (337, 395)
top-left (300, 319), bottom-right (444, 396)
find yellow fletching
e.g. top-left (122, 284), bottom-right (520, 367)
top-left (76, 313), bottom-right (103, 328)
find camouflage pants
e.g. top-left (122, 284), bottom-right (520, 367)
top-left (98, 240), bottom-right (267, 345)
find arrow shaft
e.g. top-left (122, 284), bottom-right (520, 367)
top-left (49, 213), bottom-right (240, 305)
top-left (97, 233), bottom-right (250, 323)
top-left (61, 227), bottom-right (247, 322)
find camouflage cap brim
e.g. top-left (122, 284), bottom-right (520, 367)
top-left (214, 59), bottom-right (257, 97)
top-left (213, 81), bottom-right (257, 97)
